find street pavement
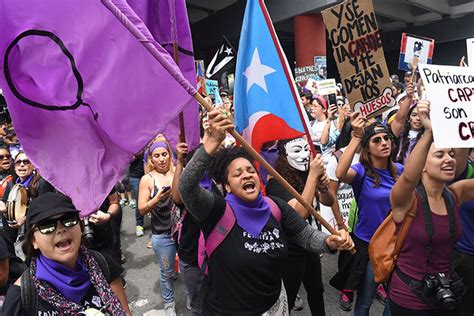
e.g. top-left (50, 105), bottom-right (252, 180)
top-left (121, 206), bottom-right (386, 315)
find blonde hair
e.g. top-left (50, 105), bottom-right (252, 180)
top-left (145, 136), bottom-right (175, 174)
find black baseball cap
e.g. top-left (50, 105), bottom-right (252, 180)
top-left (26, 192), bottom-right (79, 228)
top-left (361, 122), bottom-right (390, 148)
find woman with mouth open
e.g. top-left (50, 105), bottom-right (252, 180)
top-left (179, 109), bottom-right (354, 315)
top-left (1, 192), bottom-right (131, 315)
top-left (388, 100), bottom-right (474, 315)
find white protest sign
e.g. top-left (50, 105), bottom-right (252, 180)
top-left (315, 79), bottom-right (337, 96)
top-left (467, 38), bottom-right (474, 68)
top-left (419, 64), bottom-right (474, 148)
top-left (305, 78), bottom-right (319, 94)
top-left (320, 187), bottom-right (353, 234)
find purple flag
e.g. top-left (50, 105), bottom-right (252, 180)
top-left (126, 0), bottom-right (200, 150)
top-left (0, 0), bottom-right (196, 216)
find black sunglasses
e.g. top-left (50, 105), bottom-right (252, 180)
top-left (371, 135), bottom-right (392, 144)
top-left (0, 154), bottom-right (11, 160)
top-left (36, 213), bottom-right (79, 234)
top-left (15, 159), bottom-right (30, 166)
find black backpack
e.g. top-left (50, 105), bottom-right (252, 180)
top-left (20, 250), bottom-right (110, 316)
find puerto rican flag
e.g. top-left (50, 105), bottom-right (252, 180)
top-left (196, 60), bottom-right (205, 95)
top-left (398, 33), bottom-right (435, 72)
top-left (234, 0), bottom-right (312, 154)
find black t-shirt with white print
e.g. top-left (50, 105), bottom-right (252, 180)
top-left (201, 194), bottom-right (307, 316)
top-left (1, 252), bottom-right (123, 316)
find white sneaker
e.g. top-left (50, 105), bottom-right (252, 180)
top-left (164, 302), bottom-right (176, 316)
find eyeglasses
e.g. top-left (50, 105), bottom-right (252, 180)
top-left (0, 154), bottom-right (11, 160)
top-left (14, 159), bottom-right (30, 166)
top-left (371, 135), bottom-right (392, 144)
top-left (36, 213), bottom-right (79, 234)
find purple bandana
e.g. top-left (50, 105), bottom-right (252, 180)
top-left (225, 192), bottom-right (271, 238)
top-left (16, 173), bottom-right (34, 187)
top-left (36, 254), bottom-right (91, 304)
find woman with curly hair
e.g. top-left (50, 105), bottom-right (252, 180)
top-left (179, 109), bottom-right (354, 315)
top-left (336, 114), bottom-right (403, 316)
top-left (266, 137), bottom-right (334, 314)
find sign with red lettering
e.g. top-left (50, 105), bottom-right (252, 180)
top-left (419, 64), bottom-right (474, 148)
top-left (321, 0), bottom-right (395, 118)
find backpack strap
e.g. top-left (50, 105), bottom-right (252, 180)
top-left (393, 195), bottom-right (417, 260)
top-left (264, 196), bottom-right (281, 223)
top-left (333, 150), bottom-right (343, 163)
top-left (89, 250), bottom-right (111, 283)
top-left (20, 267), bottom-right (38, 316)
top-left (204, 202), bottom-right (236, 259)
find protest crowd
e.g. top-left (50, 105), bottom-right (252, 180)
top-left (0, 0), bottom-right (473, 316)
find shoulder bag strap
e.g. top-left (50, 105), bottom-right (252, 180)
top-left (20, 267), bottom-right (38, 316)
top-left (393, 195), bottom-right (417, 257)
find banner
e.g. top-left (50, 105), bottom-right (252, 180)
top-left (315, 79), bottom-right (337, 96)
top-left (206, 79), bottom-right (223, 105)
top-left (322, 0), bottom-right (395, 118)
top-left (398, 33), bottom-right (435, 72)
top-left (294, 65), bottom-right (318, 84)
top-left (305, 78), bottom-right (319, 94)
top-left (419, 64), bottom-right (474, 148)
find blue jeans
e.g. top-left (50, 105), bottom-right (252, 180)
top-left (354, 263), bottom-right (391, 316)
top-left (130, 176), bottom-right (144, 227)
top-left (151, 233), bottom-right (176, 303)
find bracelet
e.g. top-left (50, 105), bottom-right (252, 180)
top-left (106, 211), bottom-right (113, 219)
top-left (351, 131), bottom-right (363, 139)
top-left (319, 186), bottom-right (329, 193)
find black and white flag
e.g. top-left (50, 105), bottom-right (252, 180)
top-left (206, 37), bottom-right (235, 79)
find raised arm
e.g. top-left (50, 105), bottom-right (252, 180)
top-left (390, 82), bottom-right (414, 137)
top-left (335, 113), bottom-right (364, 183)
top-left (179, 109), bottom-right (233, 223)
top-left (321, 106), bottom-right (337, 145)
top-left (448, 179), bottom-right (474, 206)
top-left (171, 142), bottom-right (188, 205)
top-left (288, 154), bottom-right (325, 218)
top-left (391, 100), bottom-right (433, 223)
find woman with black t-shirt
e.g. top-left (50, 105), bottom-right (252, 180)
top-left (1, 192), bottom-right (131, 315)
top-left (266, 137), bottom-right (333, 315)
top-left (179, 109), bottom-right (354, 315)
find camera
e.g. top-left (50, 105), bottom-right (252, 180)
top-left (82, 217), bottom-right (94, 241)
top-left (421, 272), bottom-right (462, 310)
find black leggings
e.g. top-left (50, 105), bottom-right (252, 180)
top-left (281, 251), bottom-right (325, 315)
top-left (389, 299), bottom-right (461, 316)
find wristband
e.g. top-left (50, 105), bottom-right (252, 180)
top-left (351, 131), bottom-right (363, 139)
top-left (319, 186), bottom-right (328, 193)
top-left (106, 211), bottom-right (113, 219)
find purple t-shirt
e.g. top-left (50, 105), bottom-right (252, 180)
top-left (453, 161), bottom-right (474, 254)
top-left (390, 193), bottom-right (462, 310)
top-left (350, 162), bottom-right (404, 242)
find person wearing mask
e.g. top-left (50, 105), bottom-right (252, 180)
top-left (179, 109), bottom-right (354, 315)
top-left (1, 192), bottom-right (131, 315)
top-left (266, 137), bottom-right (334, 315)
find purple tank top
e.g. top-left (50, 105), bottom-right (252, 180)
top-left (389, 192), bottom-right (462, 310)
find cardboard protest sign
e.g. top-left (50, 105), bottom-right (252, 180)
top-left (419, 64), bottom-right (474, 148)
top-left (206, 79), bottom-right (223, 105)
top-left (294, 65), bottom-right (318, 84)
top-left (322, 0), bottom-right (395, 118)
top-left (467, 38), bottom-right (474, 67)
top-left (398, 33), bottom-right (435, 72)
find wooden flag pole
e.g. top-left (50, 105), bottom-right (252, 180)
top-left (193, 92), bottom-right (345, 239)
top-left (411, 56), bottom-right (419, 83)
top-left (173, 43), bottom-right (187, 143)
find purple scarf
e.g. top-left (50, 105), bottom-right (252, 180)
top-left (16, 173), bottom-right (33, 187)
top-left (36, 254), bottom-right (91, 304)
top-left (225, 192), bottom-right (271, 238)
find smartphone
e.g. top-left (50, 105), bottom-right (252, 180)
top-left (328, 93), bottom-right (337, 107)
top-left (161, 186), bottom-right (171, 193)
